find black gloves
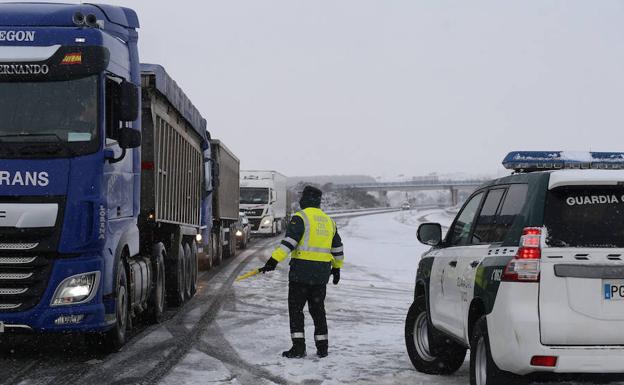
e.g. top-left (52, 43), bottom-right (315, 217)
top-left (331, 268), bottom-right (340, 285)
top-left (259, 257), bottom-right (278, 273)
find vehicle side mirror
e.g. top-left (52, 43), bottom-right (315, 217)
top-left (417, 223), bottom-right (442, 246)
top-left (119, 81), bottom-right (139, 122)
top-left (118, 127), bottom-right (141, 149)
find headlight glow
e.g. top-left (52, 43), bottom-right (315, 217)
top-left (236, 230), bottom-right (243, 237)
top-left (195, 233), bottom-right (202, 242)
top-left (51, 272), bottom-right (100, 306)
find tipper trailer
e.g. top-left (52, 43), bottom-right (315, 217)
top-left (0, 3), bottom-right (239, 351)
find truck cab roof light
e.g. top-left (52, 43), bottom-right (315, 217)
top-left (503, 151), bottom-right (624, 172)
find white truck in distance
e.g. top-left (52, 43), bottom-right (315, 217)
top-left (240, 170), bottom-right (287, 236)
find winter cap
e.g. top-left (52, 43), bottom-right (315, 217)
top-left (301, 185), bottom-right (322, 200)
top-left (299, 185), bottom-right (322, 209)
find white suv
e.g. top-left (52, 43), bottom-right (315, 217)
top-left (405, 151), bottom-right (624, 385)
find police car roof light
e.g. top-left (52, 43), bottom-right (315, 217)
top-left (502, 151), bottom-right (624, 172)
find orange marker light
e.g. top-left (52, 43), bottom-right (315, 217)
top-left (61, 52), bottom-right (82, 65)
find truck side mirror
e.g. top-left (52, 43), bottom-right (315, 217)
top-left (119, 80), bottom-right (139, 122)
top-left (118, 127), bottom-right (141, 149)
top-left (417, 223), bottom-right (442, 246)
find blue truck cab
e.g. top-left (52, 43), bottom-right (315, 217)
top-left (0, 3), bottom-right (163, 350)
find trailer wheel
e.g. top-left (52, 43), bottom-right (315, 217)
top-left (146, 243), bottom-right (166, 323)
top-left (190, 242), bottom-right (198, 296)
top-left (87, 260), bottom-right (129, 352)
top-left (166, 243), bottom-right (186, 307)
top-left (213, 231), bottom-right (222, 266)
top-left (183, 243), bottom-right (192, 300)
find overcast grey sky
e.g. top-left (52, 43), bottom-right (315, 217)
top-left (21, 1), bottom-right (624, 177)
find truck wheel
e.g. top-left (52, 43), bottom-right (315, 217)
top-left (190, 242), bottom-right (198, 296)
top-left (166, 243), bottom-right (186, 307)
top-left (405, 296), bottom-right (466, 374)
top-left (87, 260), bottom-right (129, 352)
top-left (213, 232), bottom-right (222, 266)
top-left (470, 317), bottom-right (519, 385)
top-left (146, 243), bottom-right (166, 323)
top-left (230, 227), bottom-right (237, 257)
top-left (183, 243), bottom-right (192, 300)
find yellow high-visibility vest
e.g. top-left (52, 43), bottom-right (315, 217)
top-left (271, 208), bottom-right (343, 268)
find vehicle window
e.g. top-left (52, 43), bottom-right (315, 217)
top-left (472, 189), bottom-right (505, 244)
top-left (545, 186), bottom-right (624, 247)
top-left (447, 192), bottom-right (483, 246)
top-left (495, 184), bottom-right (529, 241)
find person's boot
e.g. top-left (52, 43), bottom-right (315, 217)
top-left (282, 339), bottom-right (306, 358)
top-left (316, 340), bottom-right (328, 358)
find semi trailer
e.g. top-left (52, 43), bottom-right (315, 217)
top-left (198, 139), bottom-right (240, 269)
top-left (0, 3), bottom-right (238, 351)
top-left (240, 170), bottom-right (287, 236)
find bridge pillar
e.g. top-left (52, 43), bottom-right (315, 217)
top-left (378, 190), bottom-right (389, 206)
top-left (450, 188), bottom-right (459, 206)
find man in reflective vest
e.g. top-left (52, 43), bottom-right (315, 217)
top-left (259, 185), bottom-right (344, 358)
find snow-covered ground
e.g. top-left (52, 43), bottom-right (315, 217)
top-left (164, 209), bottom-right (465, 385)
top-left (159, 209), bottom-right (624, 385)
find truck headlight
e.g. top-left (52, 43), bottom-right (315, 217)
top-left (236, 230), bottom-right (243, 237)
top-left (262, 217), bottom-right (272, 226)
top-left (51, 271), bottom-right (100, 306)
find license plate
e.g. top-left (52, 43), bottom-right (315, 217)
top-left (604, 280), bottom-right (624, 301)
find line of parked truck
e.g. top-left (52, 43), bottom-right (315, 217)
top-left (0, 3), bottom-right (288, 351)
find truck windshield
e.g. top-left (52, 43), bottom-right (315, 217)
top-left (0, 76), bottom-right (99, 157)
top-left (240, 188), bottom-right (269, 204)
top-left (544, 186), bottom-right (624, 247)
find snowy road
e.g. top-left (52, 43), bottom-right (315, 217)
top-left (1, 210), bottom-right (623, 384)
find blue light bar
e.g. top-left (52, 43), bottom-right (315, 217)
top-left (502, 151), bottom-right (624, 171)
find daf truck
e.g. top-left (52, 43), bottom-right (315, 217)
top-left (240, 170), bottom-right (287, 236)
top-left (0, 3), bottom-right (238, 351)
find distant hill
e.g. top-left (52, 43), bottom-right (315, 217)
top-left (287, 175), bottom-right (376, 187)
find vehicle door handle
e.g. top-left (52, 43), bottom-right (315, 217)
top-left (470, 260), bottom-right (480, 269)
top-left (448, 261), bottom-right (457, 267)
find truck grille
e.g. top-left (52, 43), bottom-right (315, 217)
top-left (0, 255), bottom-right (53, 313)
top-left (249, 218), bottom-right (262, 231)
top-left (244, 208), bottom-right (264, 217)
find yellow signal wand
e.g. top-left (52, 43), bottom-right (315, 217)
top-left (236, 269), bottom-right (260, 282)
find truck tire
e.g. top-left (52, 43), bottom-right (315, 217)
top-left (405, 296), bottom-right (466, 374)
top-left (146, 243), bottom-right (166, 324)
top-left (213, 231), bottom-right (222, 266)
top-left (183, 243), bottom-right (192, 300)
top-left (190, 242), bottom-right (198, 296)
top-left (166, 243), bottom-right (186, 307)
top-left (87, 260), bottom-right (130, 353)
top-left (229, 226), bottom-right (237, 257)
top-left (470, 317), bottom-right (520, 385)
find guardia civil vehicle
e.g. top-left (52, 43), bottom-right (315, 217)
top-left (405, 151), bottom-right (624, 385)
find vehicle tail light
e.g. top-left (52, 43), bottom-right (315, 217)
top-left (530, 355), bottom-right (558, 367)
top-left (502, 227), bottom-right (542, 282)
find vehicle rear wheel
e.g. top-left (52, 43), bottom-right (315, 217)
top-left (405, 296), bottom-right (466, 374)
top-left (470, 316), bottom-right (520, 385)
top-left (166, 243), bottom-right (186, 307)
top-left (87, 260), bottom-right (129, 352)
top-left (183, 243), bottom-right (192, 300)
top-left (213, 231), bottom-right (222, 266)
top-left (146, 243), bottom-right (166, 323)
top-left (190, 241), bottom-right (198, 296)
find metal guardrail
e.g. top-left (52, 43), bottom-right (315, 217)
top-left (334, 179), bottom-right (487, 189)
